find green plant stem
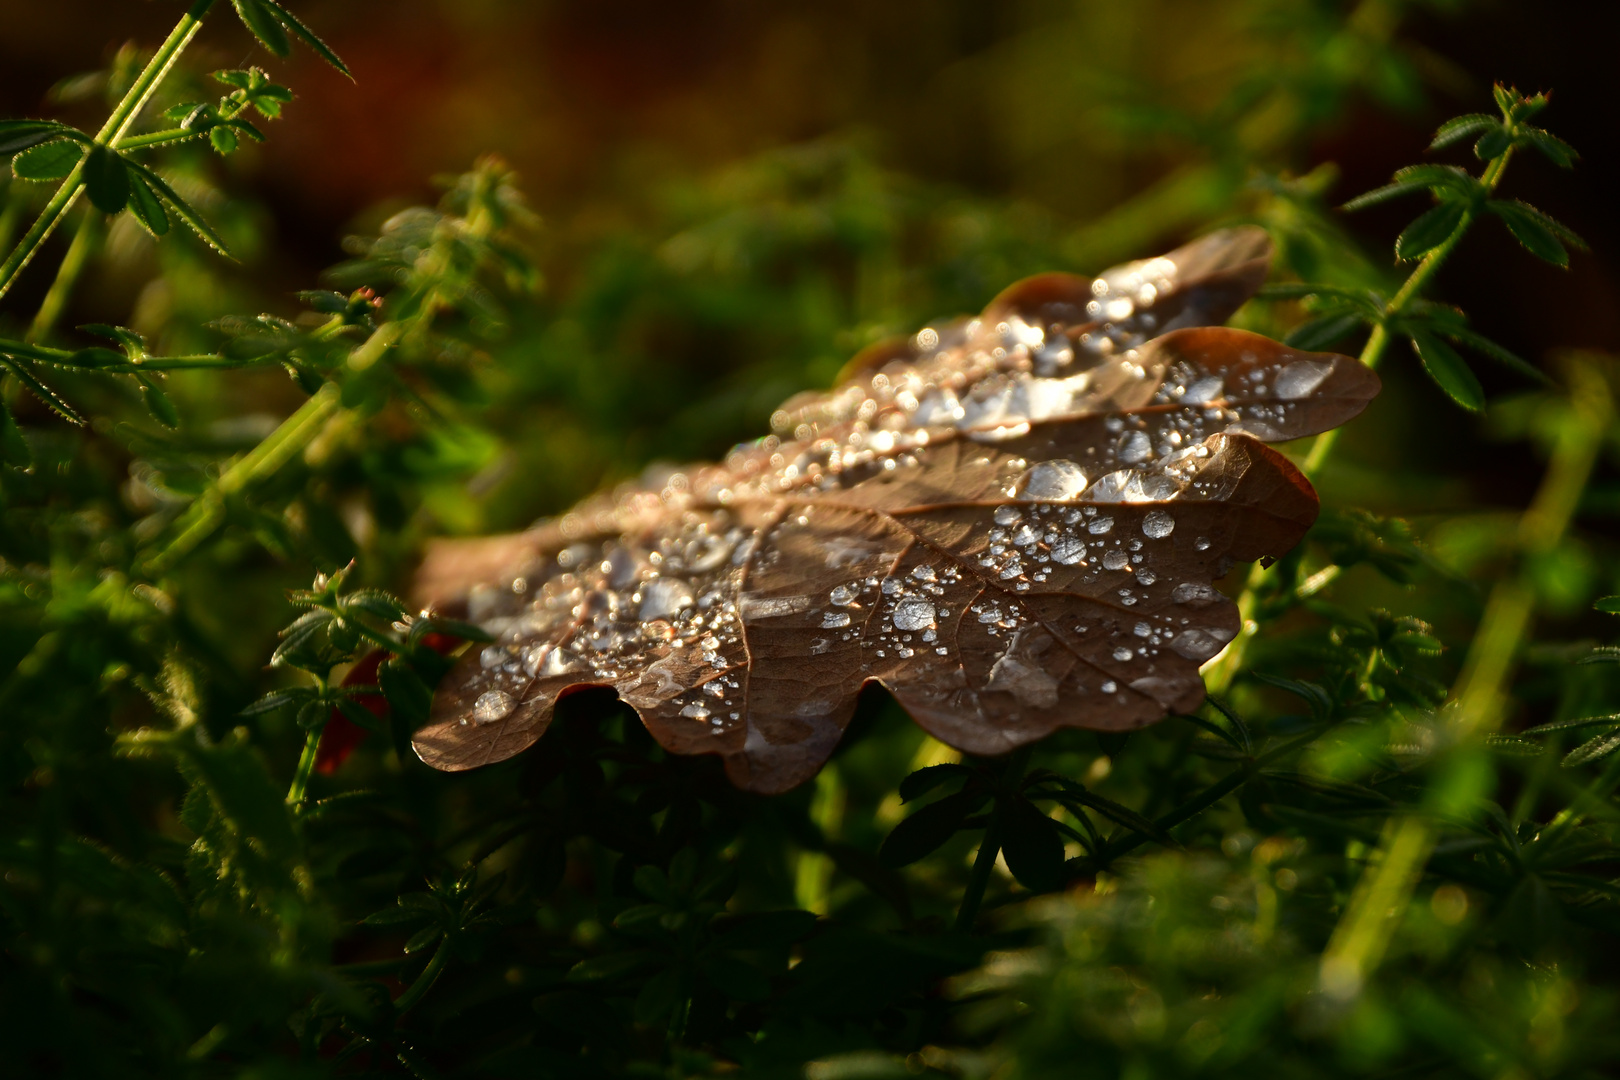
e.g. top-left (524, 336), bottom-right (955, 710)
top-left (1204, 152), bottom-right (1515, 695)
top-left (0, 185), bottom-right (22, 255)
top-left (0, 0), bottom-right (217, 304)
top-left (26, 210), bottom-right (100, 343)
top-left (955, 746), bottom-right (1032, 932)
top-left (1096, 727), bottom-right (1322, 865)
top-left (114, 95), bottom-right (256, 153)
top-left (286, 719), bottom-right (325, 806)
top-left (393, 938), bottom-right (453, 1016)
top-left (1317, 354), bottom-right (1612, 999)
top-left (0, 336), bottom-right (256, 370)
top-left (955, 814), bottom-right (1004, 934)
top-left (142, 382), bottom-right (342, 576)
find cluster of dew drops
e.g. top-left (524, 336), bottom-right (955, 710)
top-left (453, 247), bottom-right (1333, 732)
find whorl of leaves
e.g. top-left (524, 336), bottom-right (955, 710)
top-left (411, 228), bottom-right (1379, 792)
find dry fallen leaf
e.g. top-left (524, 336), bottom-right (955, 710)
top-left (411, 227), bottom-right (1378, 792)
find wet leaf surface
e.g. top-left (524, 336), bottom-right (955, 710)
top-left (412, 228), bottom-right (1379, 791)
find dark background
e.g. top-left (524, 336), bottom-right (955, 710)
top-left (1, 0), bottom-right (1616, 530)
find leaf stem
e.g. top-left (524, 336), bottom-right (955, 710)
top-left (955, 746), bottom-right (1031, 932)
top-left (141, 382), bottom-right (342, 576)
top-left (954, 813), bottom-right (1003, 934)
top-left (0, 0), bottom-right (217, 304)
top-left (286, 718), bottom-right (325, 806)
top-left (392, 938), bottom-right (453, 1016)
top-left (26, 209), bottom-right (99, 343)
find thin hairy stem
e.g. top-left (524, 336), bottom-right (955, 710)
top-left (956, 746), bottom-right (1032, 932)
top-left (286, 719), bottom-right (326, 807)
top-left (392, 938), bottom-right (453, 1015)
top-left (27, 210), bottom-right (100, 343)
top-left (142, 382), bottom-right (343, 576)
top-left (1204, 151), bottom-right (1515, 694)
top-left (0, 0), bottom-right (217, 303)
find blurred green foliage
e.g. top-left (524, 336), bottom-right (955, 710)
top-left (1, 2), bottom-right (1619, 1078)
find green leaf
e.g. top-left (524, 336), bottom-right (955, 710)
top-left (410, 615), bottom-right (493, 644)
top-left (232, 0), bottom-right (291, 56)
top-left (898, 763), bottom-right (973, 802)
top-left (567, 950), bottom-right (662, 983)
top-left (1596, 597), bottom-right (1620, 615)
top-left (1485, 200), bottom-right (1584, 267)
top-left (1564, 729), bottom-right (1620, 768)
top-left (998, 800), bottom-right (1065, 892)
top-left (362, 903), bottom-right (428, 927)
top-left (1284, 313), bottom-right (1364, 350)
top-left (1249, 673), bottom-right (1335, 720)
top-left (1521, 713), bottom-right (1620, 737)
top-left (402, 925), bottom-right (442, 954)
top-left (83, 144), bottom-right (129, 214)
top-left (124, 161), bottom-right (233, 257)
top-left (1484, 735), bottom-right (1543, 757)
top-left (126, 172), bottom-right (169, 236)
top-left (209, 127), bottom-right (239, 155)
top-left (1343, 165), bottom-right (1480, 212)
top-left (1340, 180), bottom-right (1431, 212)
top-left (0, 119), bottom-right (80, 155)
top-left (141, 381), bottom-right (180, 427)
top-left (1058, 787), bottom-right (1177, 847)
top-left (260, 0), bottom-right (352, 77)
top-left (1394, 201), bottom-right (1468, 261)
top-left (378, 657), bottom-right (431, 726)
top-left (1437, 325), bottom-right (1546, 385)
top-left (0, 357), bottom-right (83, 424)
top-left (1474, 126), bottom-right (1512, 161)
top-left (633, 965), bottom-right (683, 1025)
top-left (12, 139), bottom-right (82, 181)
top-left (1409, 332), bottom-right (1484, 412)
top-left (879, 791), bottom-right (981, 868)
top-left (335, 695), bottom-right (384, 733)
top-left (345, 588), bottom-right (408, 622)
top-left (1492, 83), bottom-right (1519, 117)
top-left (633, 864), bottom-right (678, 905)
top-left (0, 399), bottom-right (32, 468)
top-left (81, 323), bottom-right (147, 360)
top-left (1523, 128), bottom-right (1578, 169)
top-left (239, 689), bottom-right (312, 716)
top-left (1429, 114), bottom-right (1496, 151)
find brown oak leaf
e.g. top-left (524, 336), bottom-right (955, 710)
top-left (410, 227), bottom-right (1378, 792)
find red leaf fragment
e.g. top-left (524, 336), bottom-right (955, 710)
top-left (316, 633), bottom-right (461, 774)
top-left (411, 228), bottom-right (1378, 792)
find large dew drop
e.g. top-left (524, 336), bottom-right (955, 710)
top-left (1171, 581), bottom-right (1221, 606)
top-left (1142, 510), bottom-right (1175, 539)
top-left (1274, 359), bottom-right (1332, 400)
top-left (1018, 459), bottom-right (1089, 501)
top-left (892, 599), bottom-right (937, 631)
top-left (1182, 375), bottom-right (1224, 404)
top-left (1118, 430), bottom-right (1154, 464)
top-left (1050, 536), bottom-right (1086, 565)
top-left (472, 690), bottom-right (515, 724)
top-left (640, 578), bottom-right (695, 621)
